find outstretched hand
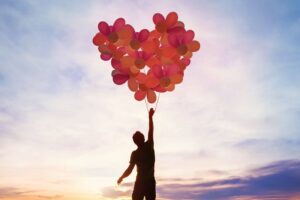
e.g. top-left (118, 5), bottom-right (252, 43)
top-left (117, 177), bottom-right (123, 185)
top-left (149, 108), bottom-right (155, 118)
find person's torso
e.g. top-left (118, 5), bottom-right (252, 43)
top-left (133, 142), bottom-right (155, 180)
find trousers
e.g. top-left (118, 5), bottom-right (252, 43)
top-left (132, 178), bottom-right (156, 200)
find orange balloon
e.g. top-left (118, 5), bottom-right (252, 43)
top-left (147, 90), bottom-right (157, 103)
top-left (178, 45), bottom-right (188, 55)
top-left (187, 40), bottom-right (200, 52)
top-left (135, 58), bottom-right (145, 69)
top-left (155, 22), bottom-right (167, 33)
top-left (166, 12), bottom-right (178, 27)
top-left (118, 25), bottom-right (134, 41)
top-left (184, 51), bottom-right (193, 59)
top-left (160, 46), bottom-right (177, 58)
top-left (139, 84), bottom-right (148, 91)
top-left (165, 83), bottom-right (175, 91)
top-left (146, 56), bottom-right (161, 67)
top-left (160, 77), bottom-right (171, 87)
top-left (113, 50), bottom-right (125, 60)
top-left (136, 73), bottom-right (147, 84)
top-left (149, 30), bottom-right (161, 39)
top-left (145, 77), bottom-right (160, 88)
top-left (129, 65), bottom-right (140, 75)
top-left (160, 34), bottom-right (169, 46)
top-left (128, 78), bottom-right (138, 91)
top-left (170, 74), bottom-right (183, 84)
top-left (160, 56), bottom-right (174, 65)
top-left (141, 40), bottom-right (157, 54)
top-left (120, 56), bottom-right (134, 67)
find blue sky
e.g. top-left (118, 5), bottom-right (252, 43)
top-left (0, 0), bottom-right (300, 199)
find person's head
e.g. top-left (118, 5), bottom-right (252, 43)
top-left (132, 131), bottom-right (145, 147)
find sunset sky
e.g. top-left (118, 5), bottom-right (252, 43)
top-left (1, 0), bottom-right (300, 200)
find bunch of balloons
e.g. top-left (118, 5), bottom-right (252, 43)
top-left (93, 12), bottom-right (200, 103)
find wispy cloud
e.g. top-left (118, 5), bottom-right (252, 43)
top-left (102, 160), bottom-right (300, 200)
top-left (0, 187), bottom-right (62, 200)
top-left (0, 187), bottom-right (30, 198)
top-left (37, 195), bottom-right (63, 200)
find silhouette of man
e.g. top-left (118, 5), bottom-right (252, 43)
top-left (117, 108), bottom-right (156, 200)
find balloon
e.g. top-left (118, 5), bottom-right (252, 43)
top-left (93, 12), bottom-right (200, 104)
top-left (112, 70), bottom-right (129, 85)
top-left (134, 90), bottom-right (146, 101)
top-left (147, 89), bottom-right (156, 103)
top-left (128, 78), bottom-right (139, 91)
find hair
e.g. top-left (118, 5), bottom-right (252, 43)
top-left (132, 131), bottom-right (145, 146)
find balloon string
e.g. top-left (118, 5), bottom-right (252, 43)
top-left (144, 98), bottom-right (149, 112)
top-left (142, 67), bottom-right (160, 113)
top-left (154, 93), bottom-right (160, 112)
top-left (144, 93), bottom-right (161, 114)
top-left (143, 67), bottom-right (150, 113)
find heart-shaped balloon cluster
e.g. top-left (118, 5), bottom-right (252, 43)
top-left (93, 12), bottom-right (200, 103)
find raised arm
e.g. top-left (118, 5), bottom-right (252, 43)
top-left (148, 108), bottom-right (155, 146)
top-left (117, 163), bottom-right (134, 185)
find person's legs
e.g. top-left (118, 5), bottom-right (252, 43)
top-left (132, 192), bottom-right (143, 200)
top-left (145, 179), bottom-right (156, 200)
top-left (132, 181), bottom-right (145, 200)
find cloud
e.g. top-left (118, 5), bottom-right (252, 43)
top-left (0, 187), bottom-right (33, 198)
top-left (101, 185), bottom-right (132, 199)
top-left (160, 160), bottom-right (300, 200)
top-left (232, 138), bottom-right (300, 161)
top-left (101, 160), bottom-right (300, 200)
top-left (37, 195), bottom-right (63, 200)
top-left (0, 187), bottom-right (62, 200)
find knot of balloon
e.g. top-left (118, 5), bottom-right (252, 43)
top-left (93, 12), bottom-right (200, 104)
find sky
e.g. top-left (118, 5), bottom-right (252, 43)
top-left (0, 0), bottom-right (300, 199)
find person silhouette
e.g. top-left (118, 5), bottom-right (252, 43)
top-left (117, 108), bottom-right (156, 200)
